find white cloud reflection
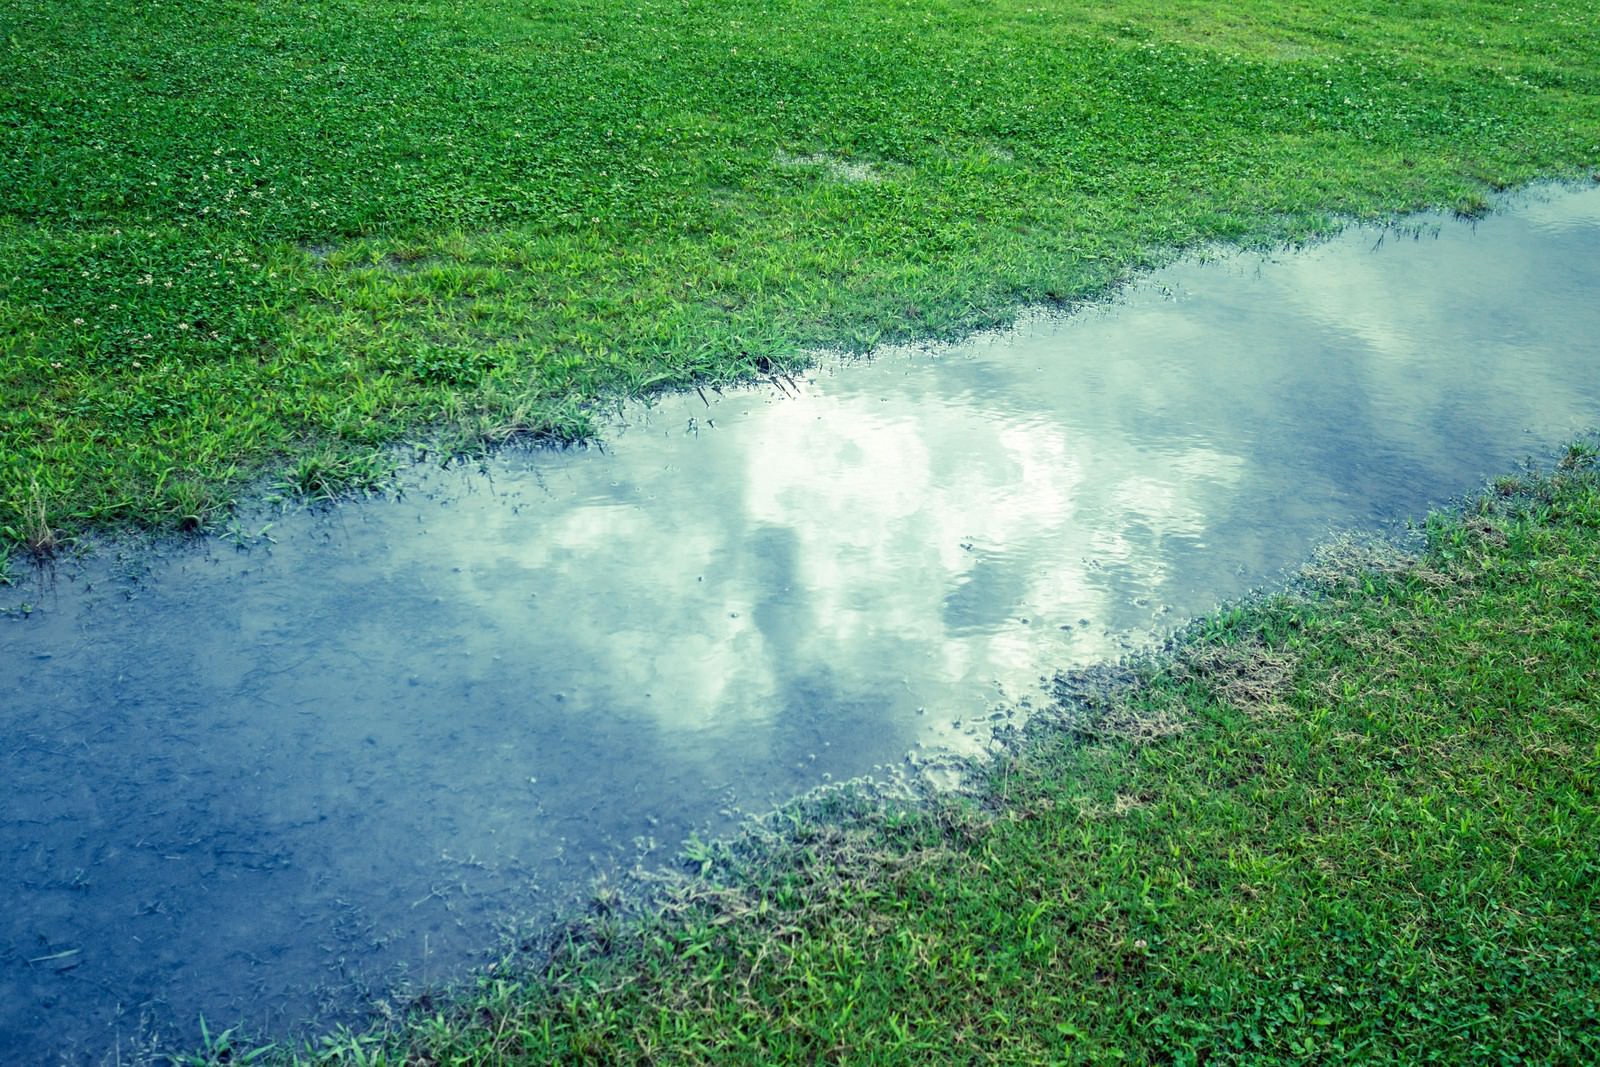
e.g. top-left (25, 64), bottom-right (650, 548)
top-left (395, 372), bottom-right (1246, 753)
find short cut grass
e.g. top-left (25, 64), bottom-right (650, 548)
top-left (5, 0), bottom-right (1600, 549)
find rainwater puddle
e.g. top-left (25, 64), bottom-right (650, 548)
top-left (5, 184), bottom-right (1599, 1062)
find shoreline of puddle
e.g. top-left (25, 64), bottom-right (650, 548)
top-left (5, 181), bottom-right (1599, 1063)
top-left (5, 180), bottom-right (1595, 608)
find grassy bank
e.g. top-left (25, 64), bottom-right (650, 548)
top-left (183, 450), bottom-right (1600, 1064)
top-left (5, 0), bottom-right (1600, 550)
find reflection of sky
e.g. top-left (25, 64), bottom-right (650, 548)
top-left (378, 186), bottom-right (1600, 756)
top-left (407, 184), bottom-right (1600, 765)
top-left (391, 381), bottom-right (1248, 753)
top-left (3, 185), bottom-right (1599, 1062)
top-left (1260, 192), bottom-right (1600, 441)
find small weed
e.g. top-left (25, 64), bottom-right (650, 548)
top-left (167, 1017), bottom-right (275, 1066)
top-left (222, 520), bottom-right (278, 549)
top-left (678, 832), bottom-right (719, 877)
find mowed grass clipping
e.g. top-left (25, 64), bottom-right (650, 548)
top-left (196, 447), bottom-right (1587, 1062)
top-left (4, 0), bottom-right (1600, 549)
top-left (189, 448), bottom-right (1600, 1065)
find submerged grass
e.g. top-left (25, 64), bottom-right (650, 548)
top-left (5, 0), bottom-right (1600, 550)
top-left (180, 452), bottom-right (1600, 1063)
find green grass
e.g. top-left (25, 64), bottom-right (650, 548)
top-left (5, 0), bottom-right (1600, 550)
top-left (197, 446), bottom-right (1599, 1065)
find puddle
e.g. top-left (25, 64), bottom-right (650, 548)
top-left (5, 184), bottom-right (1600, 1062)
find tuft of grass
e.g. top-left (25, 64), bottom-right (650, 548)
top-left (1452, 191), bottom-right (1494, 219)
top-left (193, 450), bottom-right (1600, 1063)
top-left (276, 449), bottom-right (393, 504)
top-left (167, 1019), bottom-right (277, 1067)
top-left (5, 0), bottom-right (1600, 551)
top-left (5, 478), bottom-right (62, 559)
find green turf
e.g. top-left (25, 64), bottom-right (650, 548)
top-left (5, 0), bottom-right (1600, 550)
top-left (173, 456), bottom-right (1600, 1065)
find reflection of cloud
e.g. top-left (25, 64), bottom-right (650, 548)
top-left (387, 370), bottom-right (1251, 762)
top-left (1519, 187), bottom-right (1600, 230)
top-left (740, 390), bottom-right (1249, 698)
top-left (1263, 191), bottom-right (1600, 450)
top-left (377, 186), bottom-right (1600, 768)
top-left (448, 497), bottom-right (772, 737)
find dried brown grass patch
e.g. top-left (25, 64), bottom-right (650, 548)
top-left (1174, 637), bottom-right (1300, 720)
top-left (1051, 664), bottom-right (1189, 742)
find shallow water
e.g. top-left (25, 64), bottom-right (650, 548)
top-left (4, 185), bottom-right (1599, 1062)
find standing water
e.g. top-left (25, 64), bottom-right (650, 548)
top-left (5, 185), bottom-right (1599, 1062)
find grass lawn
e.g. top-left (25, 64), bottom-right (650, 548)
top-left (4, 0), bottom-right (1600, 557)
top-left (178, 453), bottom-right (1600, 1064)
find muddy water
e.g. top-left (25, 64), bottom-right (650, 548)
top-left (5, 185), bottom-right (1600, 1061)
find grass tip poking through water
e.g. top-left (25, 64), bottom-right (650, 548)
top-left (1452, 191), bottom-right (1494, 219)
top-left (1559, 439), bottom-right (1599, 470)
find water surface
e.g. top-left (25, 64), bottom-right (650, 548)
top-left (4, 185), bottom-right (1599, 1062)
